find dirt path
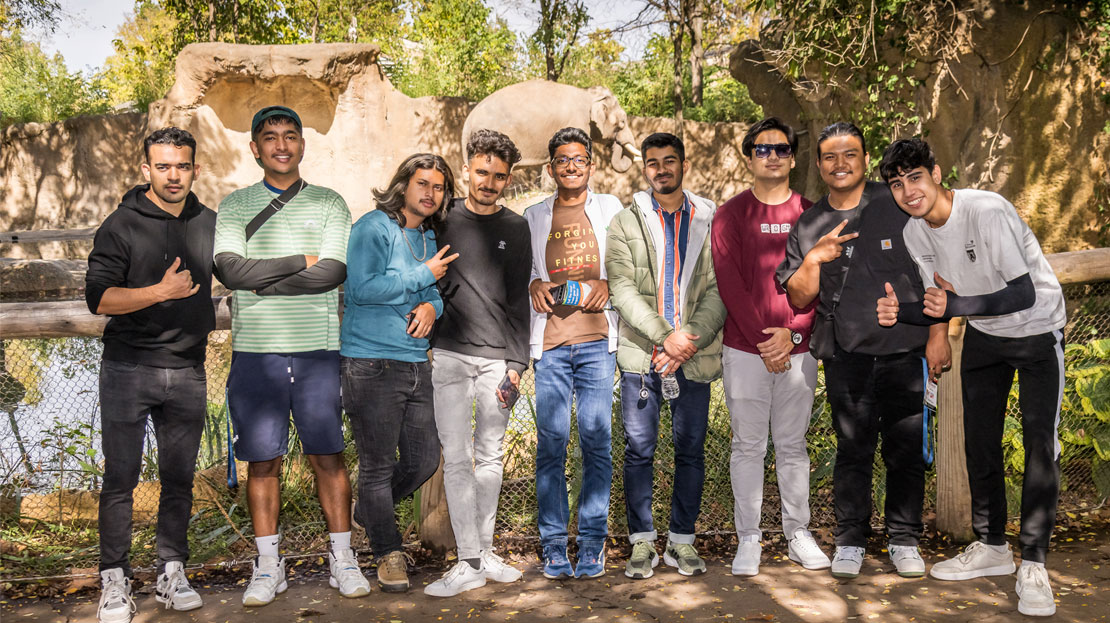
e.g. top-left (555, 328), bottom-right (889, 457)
top-left (5, 525), bottom-right (1109, 622)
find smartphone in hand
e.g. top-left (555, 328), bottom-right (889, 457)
top-left (497, 373), bottom-right (520, 410)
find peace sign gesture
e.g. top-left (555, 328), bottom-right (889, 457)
top-left (805, 219), bottom-right (860, 265)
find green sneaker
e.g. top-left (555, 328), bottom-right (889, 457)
top-left (624, 540), bottom-right (659, 579)
top-left (664, 541), bottom-right (706, 576)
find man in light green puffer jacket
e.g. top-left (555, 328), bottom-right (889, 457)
top-left (605, 132), bottom-right (726, 581)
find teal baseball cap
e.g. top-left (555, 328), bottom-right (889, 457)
top-left (251, 105), bottom-right (302, 135)
top-left (251, 105), bottom-right (302, 167)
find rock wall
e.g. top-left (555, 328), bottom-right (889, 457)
top-left (1, 43), bottom-right (755, 260)
top-left (730, 0), bottom-right (1108, 252)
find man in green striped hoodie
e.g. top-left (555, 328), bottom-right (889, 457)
top-left (213, 106), bottom-right (369, 607)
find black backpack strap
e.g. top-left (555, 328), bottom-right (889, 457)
top-left (245, 179), bottom-right (307, 242)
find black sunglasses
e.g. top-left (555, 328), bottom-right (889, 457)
top-left (753, 143), bottom-right (792, 158)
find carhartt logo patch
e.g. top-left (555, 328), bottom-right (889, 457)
top-left (881, 239), bottom-right (893, 250)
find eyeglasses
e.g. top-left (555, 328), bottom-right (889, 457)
top-left (552, 155), bottom-right (591, 168)
top-left (753, 143), bottom-right (792, 158)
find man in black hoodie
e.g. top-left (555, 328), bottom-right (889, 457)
top-left (85, 127), bottom-right (215, 623)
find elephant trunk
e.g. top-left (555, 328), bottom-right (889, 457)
top-left (610, 142), bottom-right (632, 173)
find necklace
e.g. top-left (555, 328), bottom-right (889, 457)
top-left (402, 226), bottom-right (429, 261)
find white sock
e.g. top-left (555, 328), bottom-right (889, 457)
top-left (329, 531), bottom-right (351, 553)
top-left (1020, 560), bottom-right (1045, 569)
top-left (255, 534), bottom-right (280, 559)
top-left (984, 542), bottom-right (1010, 554)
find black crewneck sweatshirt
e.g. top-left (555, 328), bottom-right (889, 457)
top-left (431, 198), bottom-right (532, 374)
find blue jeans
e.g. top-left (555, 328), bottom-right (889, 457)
top-left (534, 339), bottom-right (617, 547)
top-left (620, 369), bottom-right (710, 541)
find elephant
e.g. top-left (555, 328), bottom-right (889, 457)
top-left (461, 79), bottom-right (641, 173)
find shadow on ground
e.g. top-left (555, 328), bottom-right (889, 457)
top-left (4, 520), bottom-right (1109, 622)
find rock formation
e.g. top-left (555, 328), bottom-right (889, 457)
top-left (1, 43), bottom-right (754, 260)
top-left (731, 0), bottom-right (1108, 251)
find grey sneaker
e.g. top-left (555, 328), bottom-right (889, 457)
top-left (624, 540), bottom-right (659, 579)
top-left (663, 541), bottom-right (706, 576)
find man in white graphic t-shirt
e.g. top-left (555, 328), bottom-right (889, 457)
top-left (875, 137), bottom-right (1066, 618)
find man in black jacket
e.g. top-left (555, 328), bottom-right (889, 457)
top-left (85, 127), bottom-right (215, 623)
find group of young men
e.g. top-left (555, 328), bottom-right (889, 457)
top-left (86, 103), bottom-right (1067, 622)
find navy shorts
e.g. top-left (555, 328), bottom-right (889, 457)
top-left (227, 350), bottom-right (344, 462)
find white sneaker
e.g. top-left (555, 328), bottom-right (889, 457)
top-left (154, 561), bottom-right (203, 611)
top-left (97, 568), bottom-right (135, 623)
top-left (481, 550), bottom-right (523, 583)
top-left (929, 541), bottom-right (1016, 581)
top-left (329, 548), bottom-right (371, 598)
top-left (731, 535), bottom-right (761, 576)
top-left (1016, 564), bottom-right (1056, 616)
top-left (424, 561), bottom-right (487, 597)
top-left (888, 544), bottom-right (926, 578)
top-left (242, 555), bottom-right (288, 606)
top-left (788, 529), bottom-right (831, 570)
top-left (831, 546), bottom-right (865, 578)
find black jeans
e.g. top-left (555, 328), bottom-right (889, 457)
top-left (962, 326), bottom-right (1064, 563)
top-left (341, 357), bottom-right (439, 556)
top-left (824, 347), bottom-right (926, 547)
top-left (98, 359), bottom-right (206, 575)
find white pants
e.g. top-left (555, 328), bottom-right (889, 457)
top-left (722, 346), bottom-right (818, 539)
top-left (431, 348), bottom-right (510, 560)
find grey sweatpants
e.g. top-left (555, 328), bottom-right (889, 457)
top-left (722, 346), bottom-right (818, 539)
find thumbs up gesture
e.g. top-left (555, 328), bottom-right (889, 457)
top-left (876, 281), bottom-right (900, 326)
top-left (924, 272), bottom-right (956, 318)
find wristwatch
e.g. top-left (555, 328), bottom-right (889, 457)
top-left (790, 330), bottom-right (803, 345)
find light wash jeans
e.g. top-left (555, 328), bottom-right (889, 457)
top-left (431, 348), bottom-right (510, 560)
top-left (534, 339), bottom-right (617, 549)
top-left (722, 347), bottom-right (818, 539)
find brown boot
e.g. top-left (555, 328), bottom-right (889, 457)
top-left (376, 550), bottom-right (411, 593)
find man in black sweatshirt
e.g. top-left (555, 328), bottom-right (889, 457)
top-left (85, 127), bottom-right (215, 623)
top-left (423, 129), bottom-right (531, 597)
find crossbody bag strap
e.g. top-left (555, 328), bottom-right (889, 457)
top-left (245, 179), bottom-right (307, 242)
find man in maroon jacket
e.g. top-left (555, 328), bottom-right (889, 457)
top-left (711, 117), bottom-right (829, 576)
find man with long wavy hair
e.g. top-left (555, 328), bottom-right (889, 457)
top-left (340, 153), bottom-right (459, 593)
top-left (423, 129), bottom-right (531, 597)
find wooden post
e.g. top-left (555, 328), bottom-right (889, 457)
top-left (935, 318), bottom-right (975, 541)
top-left (417, 455), bottom-right (456, 554)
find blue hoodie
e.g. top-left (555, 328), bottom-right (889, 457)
top-left (340, 210), bottom-right (443, 362)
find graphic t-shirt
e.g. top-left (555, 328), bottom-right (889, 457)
top-left (902, 188), bottom-right (1065, 338)
top-left (543, 199), bottom-right (608, 350)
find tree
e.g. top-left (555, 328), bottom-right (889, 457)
top-left (530, 0), bottom-right (589, 82)
top-left (395, 0), bottom-right (518, 101)
top-left (0, 0), bottom-right (62, 34)
top-left (0, 32), bottom-right (108, 127)
top-left (99, 1), bottom-right (179, 110)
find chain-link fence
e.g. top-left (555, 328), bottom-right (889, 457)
top-left (1, 280), bottom-right (1107, 581)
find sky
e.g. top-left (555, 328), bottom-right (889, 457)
top-left (35, 0), bottom-right (658, 74)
